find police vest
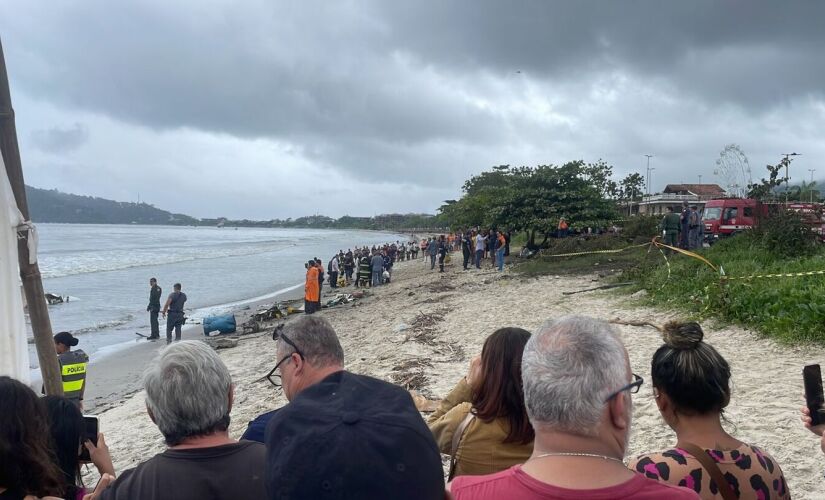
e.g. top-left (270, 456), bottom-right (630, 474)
top-left (59, 350), bottom-right (88, 400)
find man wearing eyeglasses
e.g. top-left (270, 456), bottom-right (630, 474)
top-left (449, 315), bottom-right (699, 499)
top-left (260, 315), bottom-right (446, 499)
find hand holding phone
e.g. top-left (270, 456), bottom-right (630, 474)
top-left (803, 364), bottom-right (825, 427)
top-left (79, 416), bottom-right (99, 463)
top-left (84, 432), bottom-right (115, 476)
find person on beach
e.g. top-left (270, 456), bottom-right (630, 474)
top-left (427, 237), bottom-right (438, 270)
top-left (504, 230), bottom-right (511, 257)
top-left (96, 341), bottom-right (265, 500)
top-left (680, 201), bottom-right (691, 249)
top-left (161, 283), bottom-right (187, 344)
top-left (489, 229), bottom-right (498, 267)
top-left (496, 231), bottom-right (506, 271)
top-left (428, 328), bottom-right (534, 479)
top-left (661, 206), bottom-right (681, 250)
top-left (0, 376), bottom-right (65, 500)
top-left (450, 316), bottom-right (699, 500)
top-left (438, 235), bottom-right (448, 273)
top-left (688, 205), bottom-right (701, 250)
top-left (461, 230), bottom-right (473, 270)
top-left (356, 252), bottom-right (372, 288)
top-left (304, 260), bottom-right (319, 314)
top-left (147, 278), bottom-right (162, 340)
top-left (263, 316), bottom-right (445, 500)
top-left (43, 396), bottom-right (115, 500)
top-left (475, 231), bottom-right (487, 269)
top-left (54, 331), bottom-right (89, 409)
top-left (629, 322), bottom-right (789, 499)
top-left (343, 251), bottom-right (354, 283)
top-left (328, 254), bottom-right (339, 289)
top-left (557, 218), bottom-right (569, 238)
top-left (370, 250), bottom-right (384, 287)
top-left (314, 258), bottom-right (325, 301)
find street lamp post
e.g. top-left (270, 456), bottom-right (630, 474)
top-left (809, 168), bottom-right (816, 203)
top-left (645, 154), bottom-right (654, 195)
top-left (782, 152), bottom-right (801, 203)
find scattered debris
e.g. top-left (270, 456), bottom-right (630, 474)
top-left (609, 318), bottom-right (663, 331)
top-left (204, 337), bottom-right (239, 350)
top-left (390, 359), bottom-right (433, 391)
top-left (562, 282), bottom-right (635, 296)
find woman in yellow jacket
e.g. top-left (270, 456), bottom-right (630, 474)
top-left (428, 327), bottom-right (533, 478)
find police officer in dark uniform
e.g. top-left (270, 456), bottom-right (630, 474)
top-left (53, 331), bottom-right (89, 409)
top-left (147, 277), bottom-right (162, 340)
top-left (162, 283), bottom-right (187, 344)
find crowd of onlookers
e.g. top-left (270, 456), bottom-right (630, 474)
top-left (304, 232), bottom-right (510, 314)
top-left (4, 312), bottom-right (815, 499)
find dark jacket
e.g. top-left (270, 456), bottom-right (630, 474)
top-left (148, 285), bottom-right (162, 312)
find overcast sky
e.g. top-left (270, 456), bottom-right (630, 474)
top-left (1, 1), bottom-right (823, 219)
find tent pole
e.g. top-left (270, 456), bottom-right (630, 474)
top-left (0, 37), bottom-right (63, 395)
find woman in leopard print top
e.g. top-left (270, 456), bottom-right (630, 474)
top-left (629, 321), bottom-right (789, 499)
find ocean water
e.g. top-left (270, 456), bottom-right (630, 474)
top-left (28, 224), bottom-right (407, 371)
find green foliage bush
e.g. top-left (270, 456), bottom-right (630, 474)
top-left (622, 235), bottom-right (825, 343)
top-left (749, 210), bottom-right (819, 259)
top-left (621, 215), bottom-right (660, 241)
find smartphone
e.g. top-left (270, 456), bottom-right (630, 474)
top-left (78, 415), bottom-right (99, 462)
top-left (804, 364), bottom-right (825, 426)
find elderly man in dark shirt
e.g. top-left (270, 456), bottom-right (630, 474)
top-left (147, 278), bottom-right (162, 340)
top-left (99, 341), bottom-right (266, 500)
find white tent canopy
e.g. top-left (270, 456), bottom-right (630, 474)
top-left (0, 153), bottom-right (29, 382)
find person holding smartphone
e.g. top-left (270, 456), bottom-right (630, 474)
top-left (43, 396), bottom-right (115, 500)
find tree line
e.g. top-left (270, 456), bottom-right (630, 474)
top-left (436, 161), bottom-right (644, 248)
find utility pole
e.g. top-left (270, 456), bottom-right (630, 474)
top-left (782, 152), bottom-right (800, 203)
top-left (809, 168), bottom-right (816, 203)
top-left (645, 154), bottom-right (654, 195)
top-left (0, 38), bottom-right (63, 394)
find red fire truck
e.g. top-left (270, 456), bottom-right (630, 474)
top-left (702, 198), bottom-right (823, 243)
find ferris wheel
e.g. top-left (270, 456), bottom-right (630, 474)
top-left (714, 144), bottom-right (752, 197)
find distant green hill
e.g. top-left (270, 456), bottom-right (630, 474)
top-left (26, 186), bottom-right (199, 225)
top-left (24, 185), bottom-right (446, 230)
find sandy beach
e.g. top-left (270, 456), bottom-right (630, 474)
top-left (88, 254), bottom-right (825, 498)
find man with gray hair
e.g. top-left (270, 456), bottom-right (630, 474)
top-left (100, 341), bottom-right (266, 499)
top-left (263, 315), bottom-right (445, 499)
top-left (450, 316), bottom-right (698, 499)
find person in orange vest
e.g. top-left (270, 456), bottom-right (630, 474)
top-left (53, 331), bottom-right (89, 409)
top-left (304, 260), bottom-right (320, 314)
top-left (557, 218), bottom-right (569, 238)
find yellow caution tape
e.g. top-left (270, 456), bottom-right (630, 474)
top-left (540, 243), bottom-right (649, 259)
top-left (723, 270), bottom-right (825, 281)
top-left (536, 237), bottom-right (825, 284)
top-left (650, 238), bottom-right (719, 273)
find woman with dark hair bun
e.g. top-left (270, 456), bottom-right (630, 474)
top-left (0, 376), bottom-right (63, 500)
top-left (629, 322), bottom-right (789, 499)
top-left (428, 327), bottom-right (533, 478)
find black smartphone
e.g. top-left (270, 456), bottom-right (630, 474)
top-left (78, 415), bottom-right (99, 462)
top-left (804, 364), bottom-right (825, 426)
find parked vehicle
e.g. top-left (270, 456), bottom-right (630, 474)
top-left (702, 198), bottom-right (824, 243)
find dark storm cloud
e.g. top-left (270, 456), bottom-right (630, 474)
top-left (378, 1), bottom-right (825, 106)
top-left (5, 1), bottom-right (822, 141)
top-left (1, 0), bottom-right (824, 217)
top-left (30, 123), bottom-right (89, 153)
